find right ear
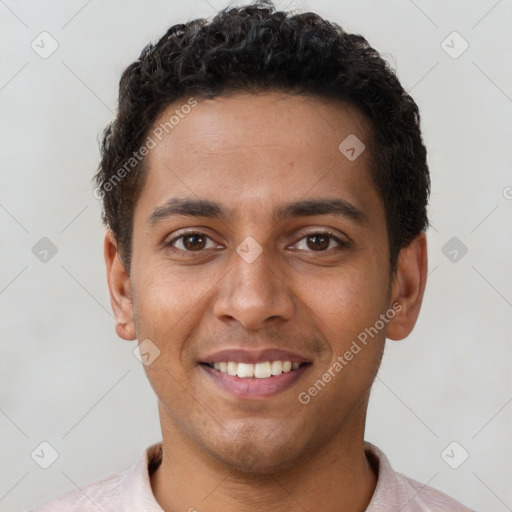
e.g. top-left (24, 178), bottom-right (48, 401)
top-left (104, 230), bottom-right (136, 340)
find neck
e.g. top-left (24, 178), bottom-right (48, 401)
top-left (150, 402), bottom-right (377, 512)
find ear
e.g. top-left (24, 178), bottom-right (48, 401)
top-left (386, 232), bottom-right (428, 341)
top-left (104, 230), bottom-right (136, 341)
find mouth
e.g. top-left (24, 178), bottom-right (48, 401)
top-left (199, 359), bottom-right (312, 398)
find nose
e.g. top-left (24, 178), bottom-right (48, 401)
top-left (213, 244), bottom-right (295, 331)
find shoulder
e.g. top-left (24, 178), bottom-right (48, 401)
top-left (364, 442), bottom-right (476, 512)
top-left (396, 471), bottom-right (477, 512)
top-left (28, 442), bottom-right (163, 512)
top-left (28, 471), bottom-right (125, 512)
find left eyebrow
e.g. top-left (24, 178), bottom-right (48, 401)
top-left (147, 197), bottom-right (368, 228)
top-left (274, 198), bottom-right (368, 225)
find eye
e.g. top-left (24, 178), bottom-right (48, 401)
top-left (294, 231), bottom-right (349, 252)
top-left (167, 232), bottom-right (221, 252)
top-left (165, 230), bottom-right (349, 254)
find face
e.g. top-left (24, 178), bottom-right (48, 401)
top-left (106, 92), bottom-right (425, 473)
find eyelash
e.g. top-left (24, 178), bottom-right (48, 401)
top-left (165, 230), bottom-right (350, 254)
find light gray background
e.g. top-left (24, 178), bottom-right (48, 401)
top-left (1, 0), bottom-right (511, 511)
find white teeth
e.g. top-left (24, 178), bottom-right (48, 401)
top-left (270, 360), bottom-right (282, 375)
top-left (210, 360), bottom-right (303, 378)
top-left (227, 362), bottom-right (238, 376)
top-left (254, 362), bottom-right (271, 379)
top-left (236, 363), bottom-right (254, 378)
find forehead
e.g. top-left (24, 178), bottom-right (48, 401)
top-left (136, 92), bottom-right (380, 221)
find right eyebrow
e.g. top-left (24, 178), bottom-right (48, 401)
top-left (148, 198), bottom-right (230, 227)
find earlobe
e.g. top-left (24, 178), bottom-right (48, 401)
top-left (386, 232), bottom-right (428, 341)
top-left (104, 230), bottom-right (136, 341)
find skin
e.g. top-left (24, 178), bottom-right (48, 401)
top-left (105, 92), bottom-right (427, 512)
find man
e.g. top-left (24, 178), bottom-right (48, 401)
top-left (30, 1), bottom-right (475, 510)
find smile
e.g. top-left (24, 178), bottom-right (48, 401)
top-left (200, 360), bottom-right (311, 398)
top-left (204, 360), bottom-right (304, 378)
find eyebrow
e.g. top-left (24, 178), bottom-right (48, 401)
top-left (148, 197), bottom-right (367, 227)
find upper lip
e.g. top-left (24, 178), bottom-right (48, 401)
top-left (200, 349), bottom-right (312, 365)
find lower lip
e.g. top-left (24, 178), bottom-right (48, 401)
top-left (200, 364), bottom-right (311, 399)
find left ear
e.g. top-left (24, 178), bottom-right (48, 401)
top-left (386, 232), bottom-right (428, 341)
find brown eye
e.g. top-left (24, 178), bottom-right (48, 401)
top-left (294, 231), bottom-right (348, 252)
top-left (306, 234), bottom-right (330, 251)
top-left (182, 234), bottom-right (206, 251)
top-left (168, 232), bottom-right (218, 252)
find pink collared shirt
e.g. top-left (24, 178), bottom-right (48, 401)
top-left (28, 441), bottom-right (475, 511)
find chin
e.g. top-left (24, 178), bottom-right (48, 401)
top-left (216, 443), bottom-right (300, 475)
top-left (202, 422), bottom-right (308, 475)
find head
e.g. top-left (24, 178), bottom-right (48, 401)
top-left (99, 1), bottom-right (429, 474)
top-left (96, 1), bottom-right (429, 276)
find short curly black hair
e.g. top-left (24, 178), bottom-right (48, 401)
top-left (94, 0), bottom-right (430, 274)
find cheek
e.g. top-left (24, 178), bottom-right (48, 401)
top-left (297, 268), bottom-right (388, 412)
top-left (131, 269), bottom-right (204, 400)
top-left (303, 259), bottom-right (389, 345)
top-left (131, 260), bottom-right (222, 367)
top-left (131, 264), bottom-right (193, 345)
top-left (134, 257), bottom-right (212, 315)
